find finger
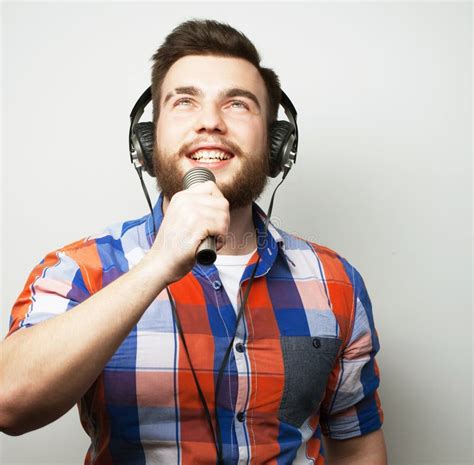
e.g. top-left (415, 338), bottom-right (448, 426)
top-left (181, 193), bottom-right (229, 212)
top-left (174, 203), bottom-right (228, 238)
top-left (216, 234), bottom-right (226, 251)
top-left (186, 180), bottom-right (225, 198)
top-left (177, 189), bottom-right (229, 214)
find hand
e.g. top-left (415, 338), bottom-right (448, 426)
top-left (149, 181), bottom-right (230, 285)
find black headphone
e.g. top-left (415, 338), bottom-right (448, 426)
top-left (129, 86), bottom-right (299, 178)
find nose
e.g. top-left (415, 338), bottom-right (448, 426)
top-left (193, 102), bottom-right (227, 134)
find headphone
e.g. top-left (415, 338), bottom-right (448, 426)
top-left (129, 86), bottom-right (299, 178)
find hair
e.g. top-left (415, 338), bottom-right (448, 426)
top-left (151, 19), bottom-right (281, 126)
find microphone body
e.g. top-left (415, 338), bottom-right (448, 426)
top-left (182, 168), bottom-right (217, 266)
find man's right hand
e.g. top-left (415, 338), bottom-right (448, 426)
top-left (148, 180), bottom-right (230, 285)
top-left (0, 180), bottom-right (230, 436)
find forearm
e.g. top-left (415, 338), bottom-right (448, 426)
top-left (0, 251), bottom-right (167, 435)
top-left (322, 429), bottom-right (387, 465)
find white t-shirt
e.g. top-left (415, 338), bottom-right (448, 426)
top-left (214, 249), bottom-right (257, 314)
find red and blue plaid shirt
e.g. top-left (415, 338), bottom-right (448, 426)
top-left (7, 194), bottom-right (383, 464)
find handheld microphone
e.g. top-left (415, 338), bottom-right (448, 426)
top-left (182, 168), bottom-right (217, 266)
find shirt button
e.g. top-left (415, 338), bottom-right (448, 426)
top-left (235, 343), bottom-right (245, 353)
top-left (312, 337), bottom-right (321, 349)
top-left (236, 411), bottom-right (245, 422)
top-left (212, 280), bottom-right (222, 290)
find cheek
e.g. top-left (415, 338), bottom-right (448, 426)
top-left (232, 120), bottom-right (267, 149)
top-left (155, 116), bottom-right (186, 148)
top-left (251, 128), bottom-right (268, 154)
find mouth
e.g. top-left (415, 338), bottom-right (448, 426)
top-left (186, 147), bottom-right (234, 166)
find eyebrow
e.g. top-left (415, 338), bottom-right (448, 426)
top-left (163, 86), bottom-right (261, 110)
top-left (163, 86), bottom-right (201, 105)
top-left (223, 88), bottom-right (261, 110)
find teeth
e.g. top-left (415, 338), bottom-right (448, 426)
top-left (190, 150), bottom-right (231, 161)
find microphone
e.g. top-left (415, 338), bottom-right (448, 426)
top-left (182, 167), bottom-right (217, 266)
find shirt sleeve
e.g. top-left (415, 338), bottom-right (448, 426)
top-left (319, 264), bottom-right (384, 439)
top-left (6, 245), bottom-right (93, 338)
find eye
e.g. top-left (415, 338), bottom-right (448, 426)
top-left (174, 97), bottom-right (193, 106)
top-left (229, 100), bottom-right (249, 110)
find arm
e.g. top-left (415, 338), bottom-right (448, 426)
top-left (322, 429), bottom-right (387, 465)
top-left (319, 262), bottom-right (385, 460)
top-left (0, 181), bottom-right (229, 436)
top-left (0, 252), bottom-right (168, 435)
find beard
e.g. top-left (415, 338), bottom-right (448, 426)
top-left (153, 137), bottom-right (270, 210)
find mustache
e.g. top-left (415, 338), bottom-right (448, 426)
top-left (177, 137), bottom-right (244, 158)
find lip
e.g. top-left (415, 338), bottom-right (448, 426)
top-left (186, 157), bottom-right (233, 169)
top-left (186, 144), bottom-right (235, 159)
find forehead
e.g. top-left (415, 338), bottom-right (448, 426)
top-left (160, 55), bottom-right (267, 103)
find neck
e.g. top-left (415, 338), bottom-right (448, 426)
top-left (161, 196), bottom-right (257, 256)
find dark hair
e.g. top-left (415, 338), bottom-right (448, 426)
top-left (151, 19), bottom-right (281, 126)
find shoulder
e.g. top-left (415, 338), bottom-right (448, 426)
top-left (276, 227), bottom-right (361, 286)
top-left (275, 228), bottom-right (366, 344)
top-left (55, 211), bottom-right (151, 258)
top-left (37, 211), bottom-right (152, 289)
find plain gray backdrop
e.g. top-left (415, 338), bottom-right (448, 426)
top-left (1, 1), bottom-right (472, 464)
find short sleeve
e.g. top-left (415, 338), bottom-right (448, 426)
top-left (6, 247), bottom-right (93, 338)
top-left (320, 264), bottom-right (384, 439)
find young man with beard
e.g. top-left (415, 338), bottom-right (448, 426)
top-left (1, 20), bottom-right (387, 465)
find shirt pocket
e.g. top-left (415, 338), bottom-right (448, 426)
top-left (278, 336), bottom-right (342, 428)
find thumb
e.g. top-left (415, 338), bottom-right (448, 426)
top-left (216, 234), bottom-right (226, 252)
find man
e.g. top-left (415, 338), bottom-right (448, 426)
top-left (1, 19), bottom-right (387, 464)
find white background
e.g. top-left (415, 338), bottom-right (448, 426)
top-left (1, 1), bottom-right (472, 464)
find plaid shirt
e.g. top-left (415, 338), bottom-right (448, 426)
top-left (7, 193), bottom-right (383, 464)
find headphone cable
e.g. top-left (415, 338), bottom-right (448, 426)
top-left (135, 151), bottom-right (288, 463)
top-left (166, 175), bottom-right (286, 464)
top-left (135, 165), bottom-right (157, 233)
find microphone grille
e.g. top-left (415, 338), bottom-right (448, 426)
top-left (183, 168), bottom-right (216, 189)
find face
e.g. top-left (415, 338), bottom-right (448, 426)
top-left (153, 55), bottom-right (270, 210)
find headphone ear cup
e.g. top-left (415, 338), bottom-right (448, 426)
top-left (134, 122), bottom-right (155, 176)
top-left (269, 120), bottom-right (294, 178)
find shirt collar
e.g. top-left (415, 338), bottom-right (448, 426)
top-left (245, 201), bottom-right (285, 279)
top-left (145, 192), bottom-right (165, 246)
top-left (252, 201), bottom-right (285, 251)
